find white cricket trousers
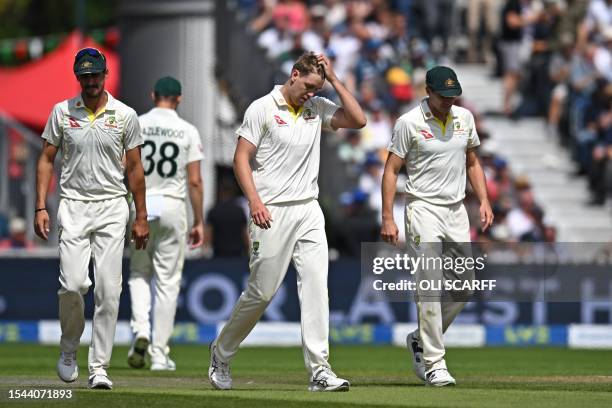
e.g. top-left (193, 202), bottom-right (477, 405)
top-left (215, 199), bottom-right (331, 376)
top-left (57, 196), bottom-right (129, 376)
top-left (128, 196), bottom-right (187, 361)
top-left (405, 199), bottom-right (471, 374)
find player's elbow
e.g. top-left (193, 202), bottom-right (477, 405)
top-left (188, 176), bottom-right (202, 190)
top-left (354, 116), bottom-right (367, 129)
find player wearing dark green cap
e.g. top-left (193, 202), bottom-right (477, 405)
top-left (381, 66), bottom-right (493, 386)
top-left (127, 76), bottom-right (204, 372)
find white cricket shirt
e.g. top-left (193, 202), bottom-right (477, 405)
top-left (236, 85), bottom-right (339, 204)
top-left (42, 91), bottom-right (142, 201)
top-left (138, 107), bottom-right (204, 199)
top-left (388, 97), bottom-right (480, 205)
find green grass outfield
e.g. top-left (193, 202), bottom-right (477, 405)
top-left (1, 344), bottom-right (611, 407)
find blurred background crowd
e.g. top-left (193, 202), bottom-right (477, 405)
top-left (0, 0), bottom-right (611, 255)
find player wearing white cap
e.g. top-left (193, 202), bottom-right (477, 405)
top-left (381, 66), bottom-right (493, 386)
top-left (208, 52), bottom-right (366, 392)
top-left (35, 47), bottom-right (149, 390)
top-left (127, 76), bottom-right (204, 371)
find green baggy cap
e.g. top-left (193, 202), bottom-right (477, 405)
top-left (154, 76), bottom-right (182, 96)
top-left (425, 66), bottom-right (462, 97)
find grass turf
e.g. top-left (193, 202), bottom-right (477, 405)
top-left (0, 345), bottom-right (611, 407)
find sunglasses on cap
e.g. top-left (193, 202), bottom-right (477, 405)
top-left (74, 47), bottom-right (106, 63)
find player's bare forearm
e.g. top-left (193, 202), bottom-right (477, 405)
top-left (380, 153), bottom-right (403, 244)
top-left (466, 150), bottom-right (489, 205)
top-left (35, 141), bottom-right (58, 208)
top-left (329, 77), bottom-right (367, 129)
top-left (317, 54), bottom-right (366, 130)
top-left (467, 149), bottom-right (494, 231)
top-left (234, 137), bottom-right (272, 228)
top-left (233, 138), bottom-right (262, 205)
top-left (125, 147), bottom-right (147, 220)
top-left (187, 161), bottom-right (204, 225)
top-left (34, 141), bottom-right (58, 240)
top-left (381, 153), bottom-right (403, 221)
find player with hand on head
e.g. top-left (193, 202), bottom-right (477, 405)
top-left (208, 52), bottom-right (366, 392)
top-left (35, 47), bottom-right (148, 390)
top-left (127, 76), bottom-right (204, 371)
top-left (381, 66), bottom-right (493, 386)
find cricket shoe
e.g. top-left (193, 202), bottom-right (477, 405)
top-left (151, 355), bottom-right (177, 371)
top-left (426, 369), bottom-right (456, 387)
top-left (57, 351), bottom-right (78, 383)
top-left (208, 344), bottom-right (232, 390)
top-left (309, 367), bottom-right (350, 392)
top-left (88, 373), bottom-right (113, 390)
top-left (406, 331), bottom-right (426, 382)
top-left (127, 337), bottom-right (149, 369)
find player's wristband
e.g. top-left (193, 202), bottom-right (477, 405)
top-left (35, 208), bottom-right (47, 213)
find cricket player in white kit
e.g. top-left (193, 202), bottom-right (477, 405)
top-left (381, 66), bottom-right (493, 386)
top-left (127, 76), bottom-right (204, 371)
top-left (34, 48), bottom-right (149, 390)
top-left (208, 52), bottom-right (366, 392)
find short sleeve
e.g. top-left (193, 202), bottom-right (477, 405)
top-left (41, 104), bottom-right (64, 146)
top-left (236, 100), bottom-right (268, 146)
top-left (187, 125), bottom-right (204, 163)
top-left (467, 112), bottom-right (480, 149)
top-left (387, 119), bottom-right (411, 158)
top-left (314, 96), bottom-right (340, 131)
top-left (123, 109), bottom-right (143, 151)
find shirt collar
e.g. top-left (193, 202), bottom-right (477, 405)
top-left (270, 85), bottom-right (288, 107)
top-left (73, 91), bottom-right (116, 111)
top-left (419, 97), bottom-right (456, 122)
top-left (150, 107), bottom-right (178, 116)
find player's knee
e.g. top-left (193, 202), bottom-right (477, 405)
top-left (60, 280), bottom-right (89, 295)
top-left (245, 287), bottom-right (275, 304)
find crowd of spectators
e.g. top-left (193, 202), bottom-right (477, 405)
top-left (499, 0), bottom-right (611, 205)
top-left (233, 0), bottom-right (567, 255)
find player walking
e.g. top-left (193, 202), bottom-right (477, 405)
top-left (35, 48), bottom-right (148, 389)
top-left (208, 52), bottom-right (366, 392)
top-left (380, 66), bottom-right (493, 386)
top-left (127, 76), bottom-right (204, 371)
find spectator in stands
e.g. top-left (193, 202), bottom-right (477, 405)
top-left (579, 0), bottom-right (612, 46)
top-left (467, 0), bottom-right (500, 63)
top-left (0, 211), bottom-right (9, 239)
top-left (517, 0), bottom-right (563, 117)
top-left (335, 189), bottom-right (379, 257)
top-left (547, 32), bottom-right (575, 137)
top-left (570, 44), bottom-right (600, 174)
top-left (358, 153), bottom-right (384, 220)
top-left (421, 0), bottom-right (456, 56)
top-left (205, 181), bottom-right (249, 257)
top-left (0, 217), bottom-right (33, 249)
top-left (360, 99), bottom-right (392, 151)
top-left (499, 0), bottom-right (533, 116)
top-left (258, 11), bottom-right (294, 59)
top-left (593, 27), bottom-right (612, 82)
top-left (586, 81), bottom-right (612, 204)
top-left (506, 179), bottom-right (545, 241)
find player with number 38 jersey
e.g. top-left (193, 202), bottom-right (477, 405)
top-left (139, 106), bottom-right (202, 198)
top-left (127, 77), bottom-right (204, 372)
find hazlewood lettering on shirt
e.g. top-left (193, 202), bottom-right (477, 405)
top-left (142, 126), bottom-right (185, 139)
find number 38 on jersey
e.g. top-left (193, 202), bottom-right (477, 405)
top-left (142, 140), bottom-right (180, 178)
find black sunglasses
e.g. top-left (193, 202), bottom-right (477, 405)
top-left (74, 47), bottom-right (106, 63)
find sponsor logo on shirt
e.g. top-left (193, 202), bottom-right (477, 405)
top-left (273, 115), bottom-right (288, 126)
top-left (419, 129), bottom-right (434, 140)
top-left (68, 117), bottom-right (80, 128)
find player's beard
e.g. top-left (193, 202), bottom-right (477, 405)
top-left (83, 84), bottom-right (103, 98)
